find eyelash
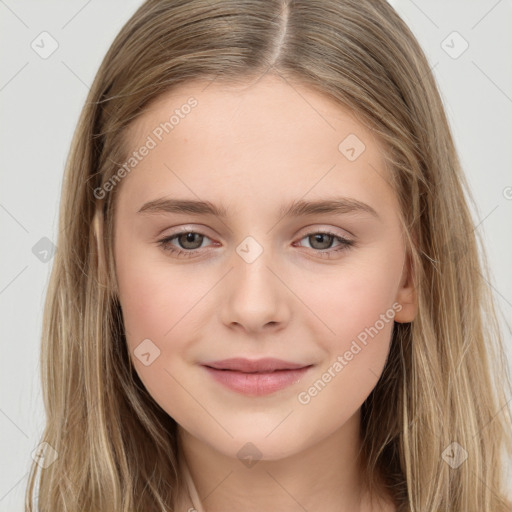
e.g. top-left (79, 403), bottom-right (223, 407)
top-left (156, 230), bottom-right (355, 259)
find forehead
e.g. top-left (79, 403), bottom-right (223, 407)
top-left (117, 74), bottom-right (396, 219)
top-left (126, 74), bottom-right (379, 157)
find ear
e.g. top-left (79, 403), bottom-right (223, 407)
top-left (393, 250), bottom-right (417, 323)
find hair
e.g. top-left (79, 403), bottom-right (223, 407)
top-left (25, 0), bottom-right (512, 510)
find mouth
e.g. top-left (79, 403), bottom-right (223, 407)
top-left (201, 358), bottom-right (314, 396)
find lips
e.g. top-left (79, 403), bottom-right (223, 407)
top-left (202, 357), bottom-right (310, 373)
top-left (201, 358), bottom-right (314, 396)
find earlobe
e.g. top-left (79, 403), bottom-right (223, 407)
top-left (394, 251), bottom-right (418, 323)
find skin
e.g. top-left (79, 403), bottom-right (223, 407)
top-left (113, 73), bottom-right (417, 512)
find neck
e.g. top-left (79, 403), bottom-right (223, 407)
top-left (175, 409), bottom-right (393, 512)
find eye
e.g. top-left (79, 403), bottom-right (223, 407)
top-left (156, 229), bottom-right (354, 259)
top-left (157, 231), bottom-right (214, 258)
top-left (294, 231), bottom-right (354, 259)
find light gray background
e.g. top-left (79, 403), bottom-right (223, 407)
top-left (1, 1), bottom-right (511, 509)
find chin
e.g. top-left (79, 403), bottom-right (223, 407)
top-left (208, 430), bottom-right (309, 464)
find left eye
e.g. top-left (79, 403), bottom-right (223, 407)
top-left (295, 232), bottom-right (353, 251)
top-left (157, 230), bottom-right (354, 259)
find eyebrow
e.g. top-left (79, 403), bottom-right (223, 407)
top-left (137, 196), bottom-right (380, 220)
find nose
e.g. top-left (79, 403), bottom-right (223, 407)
top-left (218, 249), bottom-right (291, 334)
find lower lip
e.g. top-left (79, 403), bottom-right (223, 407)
top-left (202, 366), bottom-right (312, 396)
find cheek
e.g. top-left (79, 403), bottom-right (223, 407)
top-left (293, 245), bottom-right (402, 414)
top-left (301, 248), bottom-right (402, 348)
top-left (115, 251), bottom-right (201, 416)
top-left (115, 241), bottom-right (200, 342)
top-left (114, 245), bottom-right (219, 405)
top-left (294, 269), bottom-right (398, 431)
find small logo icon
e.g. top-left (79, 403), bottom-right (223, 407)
top-left (441, 441), bottom-right (468, 468)
top-left (441, 31), bottom-right (469, 59)
top-left (32, 237), bottom-right (56, 263)
top-left (31, 31), bottom-right (59, 59)
top-left (134, 338), bottom-right (161, 366)
top-left (338, 133), bottom-right (366, 161)
top-left (236, 236), bottom-right (263, 264)
top-left (31, 442), bottom-right (58, 469)
top-left (237, 442), bottom-right (263, 468)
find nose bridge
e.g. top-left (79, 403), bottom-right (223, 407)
top-left (233, 236), bottom-right (278, 305)
top-left (235, 247), bottom-right (273, 294)
top-left (219, 235), bottom-right (289, 331)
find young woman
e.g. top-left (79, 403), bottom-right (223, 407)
top-left (26, 1), bottom-right (512, 511)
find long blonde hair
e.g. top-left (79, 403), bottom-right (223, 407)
top-left (26, 0), bottom-right (512, 510)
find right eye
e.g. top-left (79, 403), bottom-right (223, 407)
top-left (157, 231), bottom-right (215, 258)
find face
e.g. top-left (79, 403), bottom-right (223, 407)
top-left (112, 74), bottom-right (416, 462)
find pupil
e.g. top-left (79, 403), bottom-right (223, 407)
top-left (181, 232), bottom-right (202, 249)
top-left (312, 234), bottom-right (331, 249)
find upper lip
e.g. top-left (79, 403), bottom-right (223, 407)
top-left (202, 357), bottom-right (312, 373)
